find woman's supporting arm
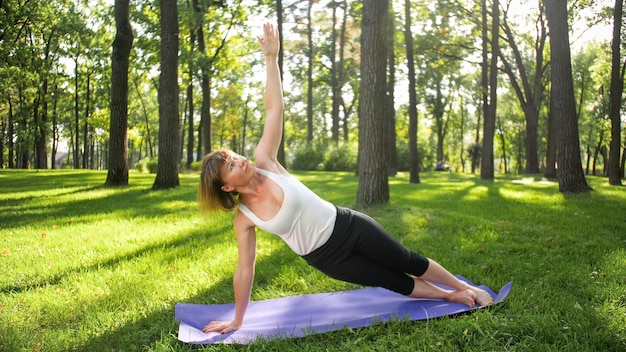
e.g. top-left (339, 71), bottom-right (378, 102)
top-left (202, 214), bottom-right (257, 334)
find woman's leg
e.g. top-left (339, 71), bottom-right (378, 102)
top-left (349, 210), bottom-right (493, 306)
top-left (414, 259), bottom-right (493, 306)
top-left (305, 208), bottom-right (493, 306)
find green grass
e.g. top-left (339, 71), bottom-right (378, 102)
top-left (1, 169), bottom-right (625, 351)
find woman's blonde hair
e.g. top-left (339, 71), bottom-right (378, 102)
top-left (198, 149), bottom-right (238, 214)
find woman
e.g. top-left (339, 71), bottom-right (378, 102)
top-left (199, 23), bottom-right (492, 335)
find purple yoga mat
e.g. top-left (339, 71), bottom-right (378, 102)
top-left (175, 275), bottom-right (512, 344)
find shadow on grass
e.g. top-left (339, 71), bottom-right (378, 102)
top-left (0, 221), bottom-right (230, 294)
top-left (68, 228), bottom-right (297, 351)
top-left (2, 170), bottom-right (624, 350)
top-left (0, 171), bottom-right (199, 231)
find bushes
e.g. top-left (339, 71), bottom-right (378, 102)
top-left (290, 143), bottom-right (357, 172)
top-left (134, 158), bottom-right (158, 174)
top-left (323, 144), bottom-right (357, 171)
top-left (291, 145), bottom-right (325, 171)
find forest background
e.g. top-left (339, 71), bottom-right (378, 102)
top-left (2, 1), bottom-right (626, 350)
top-left (0, 0), bottom-right (624, 195)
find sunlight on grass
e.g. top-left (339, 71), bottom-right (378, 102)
top-left (595, 249), bottom-right (626, 342)
top-left (460, 185), bottom-right (489, 202)
top-left (1, 170), bottom-right (625, 351)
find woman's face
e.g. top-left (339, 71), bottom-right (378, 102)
top-left (219, 152), bottom-right (251, 192)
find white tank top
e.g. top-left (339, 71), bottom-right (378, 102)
top-left (237, 168), bottom-right (336, 255)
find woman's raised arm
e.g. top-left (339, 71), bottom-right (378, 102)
top-left (254, 23), bottom-right (285, 172)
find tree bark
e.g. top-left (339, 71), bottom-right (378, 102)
top-left (83, 72), bottom-right (90, 169)
top-left (544, 84), bottom-right (557, 178)
top-left (192, 0), bottom-right (211, 159)
top-left (357, 0), bottom-right (389, 207)
top-left (544, 0), bottom-right (591, 193)
top-left (186, 82), bottom-right (194, 168)
top-left (8, 97), bottom-right (14, 168)
top-left (74, 55), bottom-right (80, 169)
top-left (339, 0), bottom-right (348, 142)
top-left (34, 30), bottom-right (54, 169)
top-left (331, 2), bottom-right (340, 143)
top-left (386, 8), bottom-right (397, 176)
top-left (499, 5), bottom-right (547, 174)
top-left (607, 0), bottom-right (623, 185)
top-left (481, 0), bottom-right (498, 180)
top-left (306, 0), bottom-right (313, 145)
top-left (276, 0), bottom-right (286, 166)
top-left (404, 0), bottom-right (420, 184)
top-left (153, 0), bottom-right (180, 189)
top-left (105, 0), bottom-right (133, 186)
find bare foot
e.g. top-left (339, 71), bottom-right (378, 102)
top-left (468, 286), bottom-right (493, 306)
top-left (447, 289), bottom-right (477, 307)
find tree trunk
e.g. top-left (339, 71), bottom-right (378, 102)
top-left (523, 104), bottom-right (540, 173)
top-left (83, 72), bottom-right (90, 169)
top-left (357, 0), bottom-right (389, 207)
top-left (35, 30), bottom-right (54, 170)
top-left (306, 0), bottom-right (313, 145)
top-left (0, 118), bottom-right (4, 168)
top-left (276, 0), bottom-right (286, 166)
top-left (619, 148), bottom-right (626, 176)
top-left (193, 0), bottom-right (211, 158)
top-left (8, 97), bottom-right (14, 168)
top-left (432, 80), bottom-right (448, 163)
top-left (476, 0), bottom-right (488, 175)
top-left (497, 117), bottom-right (507, 173)
top-left (153, 0), bottom-right (180, 189)
top-left (386, 8), bottom-right (397, 176)
top-left (105, 0), bottom-right (133, 186)
top-left (481, 0), bottom-right (499, 180)
top-left (499, 5), bottom-right (547, 175)
top-left (133, 78), bottom-right (154, 158)
top-left (339, 0), bottom-right (348, 142)
top-left (186, 82), bottom-right (194, 168)
top-left (592, 130), bottom-right (604, 176)
top-left (544, 0), bottom-right (591, 193)
top-left (74, 55), bottom-right (80, 169)
top-left (33, 91), bottom-right (46, 169)
top-left (607, 0), bottom-right (623, 185)
top-left (331, 2), bottom-right (340, 143)
top-left (185, 7), bottom-right (196, 167)
top-left (404, 0), bottom-right (420, 184)
top-left (544, 84), bottom-right (557, 178)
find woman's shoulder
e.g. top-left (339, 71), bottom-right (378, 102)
top-left (254, 161), bottom-right (289, 177)
top-left (233, 207), bottom-right (256, 228)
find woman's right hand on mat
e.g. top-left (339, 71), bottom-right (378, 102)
top-left (202, 320), bottom-right (241, 334)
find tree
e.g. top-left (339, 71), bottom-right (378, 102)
top-left (404, 0), bottom-right (420, 184)
top-left (306, 0), bottom-right (314, 145)
top-left (412, 0), bottom-right (469, 170)
top-left (481, 0), bottom-right (499, 180)
top-left (385, 7), bottom-right (397, 176)
top-left (499, 1), bottom-right (549, 174)
top-left (330, 0), bottom-right (341, 144)
top-left (277, 0), bottom-right (286, 166)
top-left (545, 83), bottom-right (557, 178)
top-left (357, 0), bottom-right (389, 207)
top-left (544, 0), bottom-right (591, 193)
top-left (607, 0), bottom-right (624, 185)
top-left (153, 0), bottom-right (180, 190)
top-left (105, 0), bottom-right (133, 186)
top-left (192, 1), bottom-right (244, 161)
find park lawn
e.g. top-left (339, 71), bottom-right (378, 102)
top-left (0, 169), bottom-right (624, 352)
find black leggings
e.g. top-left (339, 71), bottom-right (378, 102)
top-left (302, 206), bottom-right (430, 296)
